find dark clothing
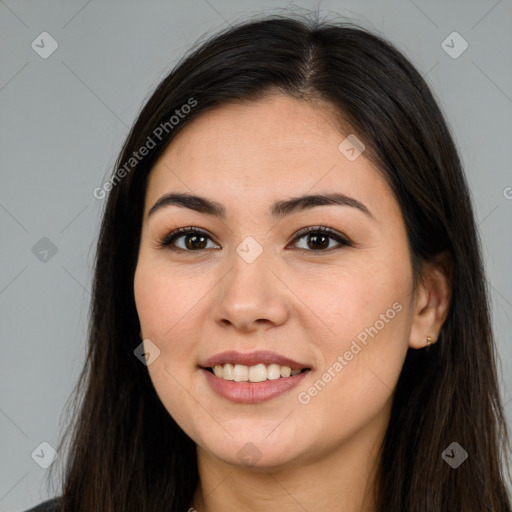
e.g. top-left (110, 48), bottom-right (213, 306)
top-left (24, 497), bottom-right (62, 512)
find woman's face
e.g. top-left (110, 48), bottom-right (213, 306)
top-left (134, 94), bottom-right (416, 469)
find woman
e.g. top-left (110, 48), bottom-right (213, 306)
top-left (28, 14), bottom-right (511, 512)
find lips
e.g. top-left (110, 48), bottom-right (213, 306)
top-left (200, 350), bottom-right (312, 404)
top-left (201, 350), bottom-right (310, 370)
top-left (201, 367), bottom-right (309, 403)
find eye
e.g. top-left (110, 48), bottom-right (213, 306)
top-left (288, 226), bottom-right (352, 252)
top-left (158, 225), bottom-right (352, 253)
top-left (158, 227), bottom-right (220, 251)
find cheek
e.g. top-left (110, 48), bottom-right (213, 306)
top-left (133, 262), bottom-right (202, 425)
top-left (294, 291), bottom-right (410, 449)
top-left (134, 261), bottom-right (204, 432)
top-left (291, 254), bottom-right (412, 415)
top-left (289, 251), bottom-right (411, 351)
top-left (134, 260), bottom-right (207, 350)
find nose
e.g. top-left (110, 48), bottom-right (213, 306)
top-left (212, 247), bottom-right (289, 333)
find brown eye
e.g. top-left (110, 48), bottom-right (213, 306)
top-left (159, 227), bottom-right (219, 251)
top-left (289, 226), bottom-right (352, 252)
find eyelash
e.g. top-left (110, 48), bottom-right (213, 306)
top-left (157, 225), bottom-right (353, 254)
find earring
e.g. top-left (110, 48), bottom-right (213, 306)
top-left (426, 335), bottom-right (433, 350)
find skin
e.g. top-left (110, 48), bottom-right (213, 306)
top-left (133, 93), bottom-right (451, 512)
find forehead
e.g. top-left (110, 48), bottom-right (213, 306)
top-left (144, 94), bottom-right (396, 221)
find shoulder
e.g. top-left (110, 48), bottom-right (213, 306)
top-left (23, 496), bottom-right (62, 512)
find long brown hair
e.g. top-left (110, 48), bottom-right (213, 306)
top-left (48, 13), bottom-right (511, 511)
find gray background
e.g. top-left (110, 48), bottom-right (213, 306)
top-left (1, 1), bottom-right (511, 510)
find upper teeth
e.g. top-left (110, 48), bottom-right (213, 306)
top-left (212, 363), bottom-right (303, 382)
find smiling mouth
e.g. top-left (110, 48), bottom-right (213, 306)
top-left (205, 363), bottom-right (311, 382)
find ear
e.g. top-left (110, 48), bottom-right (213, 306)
top-left (409, 252), bottom-right (452, 349)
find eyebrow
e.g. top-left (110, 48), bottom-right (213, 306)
top-left (147, 191), bottom-right (373, 220)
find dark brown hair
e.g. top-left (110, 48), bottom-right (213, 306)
top-left (48, 13), bottom-right (511, 512)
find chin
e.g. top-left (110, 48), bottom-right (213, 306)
top-left (195, 423), bottom-right (309, 470)
top-left (208, 445), bottom-right (302, 471)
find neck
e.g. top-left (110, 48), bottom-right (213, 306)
top-left (191, 406), bottom-right (389, 512)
